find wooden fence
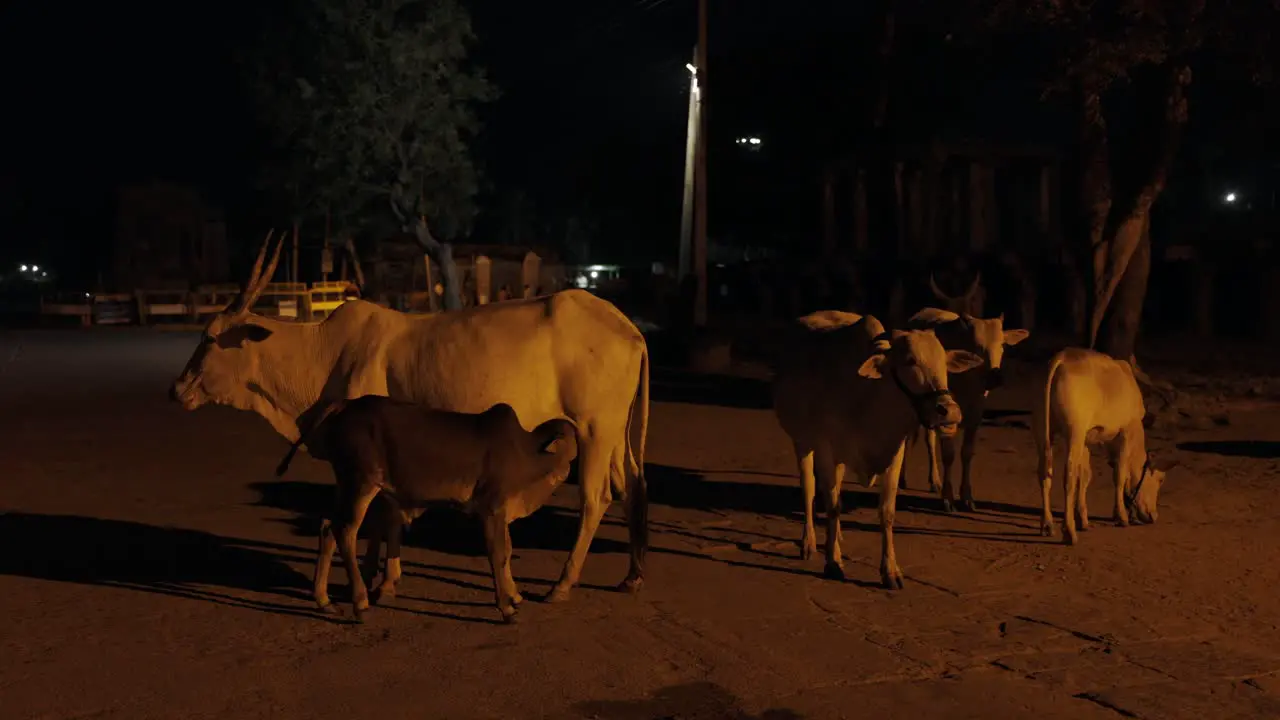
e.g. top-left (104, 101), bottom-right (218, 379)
top-left (40, 281), bottom-right (363, 327)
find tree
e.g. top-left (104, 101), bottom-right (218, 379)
top-left (246, 0), bottom-right (496, 310)
top-left (976, 0), bottom-right (1273, 360)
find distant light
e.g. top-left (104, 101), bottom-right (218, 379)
top-left (574, 274), bottom-right (589, 289)
top-left (735, 136), bottom-right (763, 148)
top-left (686, 63), bottom-right (696, 75)
top-left (31, 265), bottom-right (38, 272)
top-left (1224, 191), bottom-right (1238, 204)
top-left (590, 271), bottom-right (599, 279)
top-left (41, 272), bottom-right (47, 277)
top-left (19, 264), bottom-right (27, 271)
top-left (85, 293), bottom-right (91, 298)
top-left (586, 264), bottom-right (608, 272)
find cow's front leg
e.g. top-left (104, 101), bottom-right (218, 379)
top-left (481, 512), bottom-right (519, 623)
top-left (959, 422), bottom-right (980, 513)
top-left (547, 437), bottom-right (611, 603)
top-left (926, 429), bottom-right (942, 494)
top-left (794, 442), bottom-right (818, 561)
top-left (938, 431), bottom-right (959, 513)
top-left (879, 440), bottom-right (907, 589)
top-left (1112, 456), bottom-right (1131, 527)
top-left (371, 508), bottom-right (405, 605)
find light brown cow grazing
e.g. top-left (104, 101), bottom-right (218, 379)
top-left (276, 396), bottom-right (579, 623)
top-left (772, 311), bottom-right (984, 588)
top-left (170, 230), bottom-right (649, 604)
top-left (1032, 348), bottom-right (1175, 545)
top-left (902, 308), bottom-right (1030, 512)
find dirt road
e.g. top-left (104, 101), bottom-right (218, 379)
top-left (3, 329), bottom-right (1280, 719)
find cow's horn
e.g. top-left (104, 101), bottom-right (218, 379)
top-left (928, 273), bottom-right (952, 302)
top-left (234, 229), bottom-right (278, 315)
top-left (964, 272), bottom-right (983, 300)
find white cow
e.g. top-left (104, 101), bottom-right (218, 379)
top-left (1032, 348), bottom-right (1175, 545)
top-left (772, 311), bottom-right (984, 588)
top-left (902, 308), bottom-right (1030, 512)
top-left (170, 231), bottom-right (650, 603)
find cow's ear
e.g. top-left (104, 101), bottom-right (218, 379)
top-left (857, 353), bottom-right (888, 380)
top-left (1004, 329), bottom-right (1031, 346)
top-left (946, 349), bottom-right (985, 374)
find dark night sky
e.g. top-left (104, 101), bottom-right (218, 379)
top-left (0, 0), bottom-right (1275, 280)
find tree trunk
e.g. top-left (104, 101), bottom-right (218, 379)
top-left (1094, 213), bottom-right (1151, 360)
top-left (407, 218), bottom-right (462, 311)
top-left (1086, 64), bottom-right (1191, 350)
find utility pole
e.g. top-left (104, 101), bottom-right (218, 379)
top-left (678, 46), bottom-right (699, 281)
top-left (693, 0), bottom-right (709, 327)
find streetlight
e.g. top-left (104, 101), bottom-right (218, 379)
top-left (1224, 191), bottom-right (1239, 204)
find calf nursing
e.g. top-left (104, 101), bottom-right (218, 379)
top-left (1033, 348), bottom-right (1175, 545)
top-left (277, 396), bottom-right (578, 623)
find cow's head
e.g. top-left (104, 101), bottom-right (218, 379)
top-left (859, 329), bottom-right (985, 435)
top-left (930, 272), bottom-right (984, 317)
top-left (955, 313), bottom-right (1030, 390)
top-left (528, 417), bottom-right (580, 485)
top-left (1127, 451), bottom-right (1178, 524)
top-left (170, 230), bottom-right (284, 411)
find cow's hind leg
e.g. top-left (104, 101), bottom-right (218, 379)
top-left (481, 512), bottom-right (520, 623)
top-left (335, 482), bottom-right (381, 622)
top-left (819, 454), bottom-right (847, 581)
top-left (879, 440), bottom-right (908, 589)
top-left (795, 442), bottom-right (818, 561)
top-left (1077, 459), bottom-right (1092, 532)
top-left (313, 518), bottom-right (339, 614)
top-left (547, 433), bottom-right (612, 603)
top-left (1037, 436), bottom-right (1055, 537)
top-left (1062, 442), bottom-right (1087, 546)
top-left (361, 496), bottom-right (387, 593)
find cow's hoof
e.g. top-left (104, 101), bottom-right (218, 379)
top-left (370, 585), bottom-right (396, 606)
top-left (544, 585), bottom-right (572, 604)
top-left (512, 591), bottom-right (526, 606)
top-left (617, 576), bottom-right (644, 595)
top-left (960, 499), bottom-right (978, 514)
top-left (1040, 522), bottom-right (1054, 537)
top-left (317, 600), bottom-right (339, 615)
top-left (822, 562), bottom-right (846, 581)
top-left (881, 572), bottom-right (905, 590)
top-left (500, 608), bottom-right (519, 625)
top-left (1115, 517), bottom-right (1130, 528)
top-left (350, 606), bottom-right (368, 624)
top-left (941, 499), bottom-right (956, 514)
top-left (1062, 532), bottom-right (1077, 547)
top-left (800, 542), bottom-right (817, 561)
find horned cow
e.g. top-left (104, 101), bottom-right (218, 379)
top-left (1032, 348), bottom-right (1176, 545)
top-left (772, 311), bottom-right (984, 588)
top-left (902, 307), bottom-right (1030, 512)
top-left (170, 229), bottom-right (650, 605)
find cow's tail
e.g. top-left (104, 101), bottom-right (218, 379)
top-left (621, 343), bottom-right (650, 588)
top-left (275, 438), bottom-right (306, 478)
top-left (1039, 351), bottom-right (1067, 462)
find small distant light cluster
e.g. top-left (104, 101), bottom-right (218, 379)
top-left (17, 263), bottom-right (48, 278)
top-left (736, 136), bottom-right (763, 150)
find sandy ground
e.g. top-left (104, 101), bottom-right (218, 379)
top-left (3, 329), bottom-right (1280, 720)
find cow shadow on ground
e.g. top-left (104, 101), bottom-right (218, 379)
top-left (650, 367), bottom-right (773, 410)
top-left (646, 464), bottom-right (1048, 552)
top-left (573, 681), bottom-right (804, 720)
top-left (0, 511), bottom-right (325, 620)
top-left (247, 480), bottom-right (631, 560)
top-left (1176, 440), bottom-right (1280, 459)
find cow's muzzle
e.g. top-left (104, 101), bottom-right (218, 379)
top-left (984, 367), bottom-right (1005, 391)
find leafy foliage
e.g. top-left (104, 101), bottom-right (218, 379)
top-left (246, 0), bottom-right (496, 239)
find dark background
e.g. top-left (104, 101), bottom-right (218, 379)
top-left (0, 0), bottom-right (1275, 285)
